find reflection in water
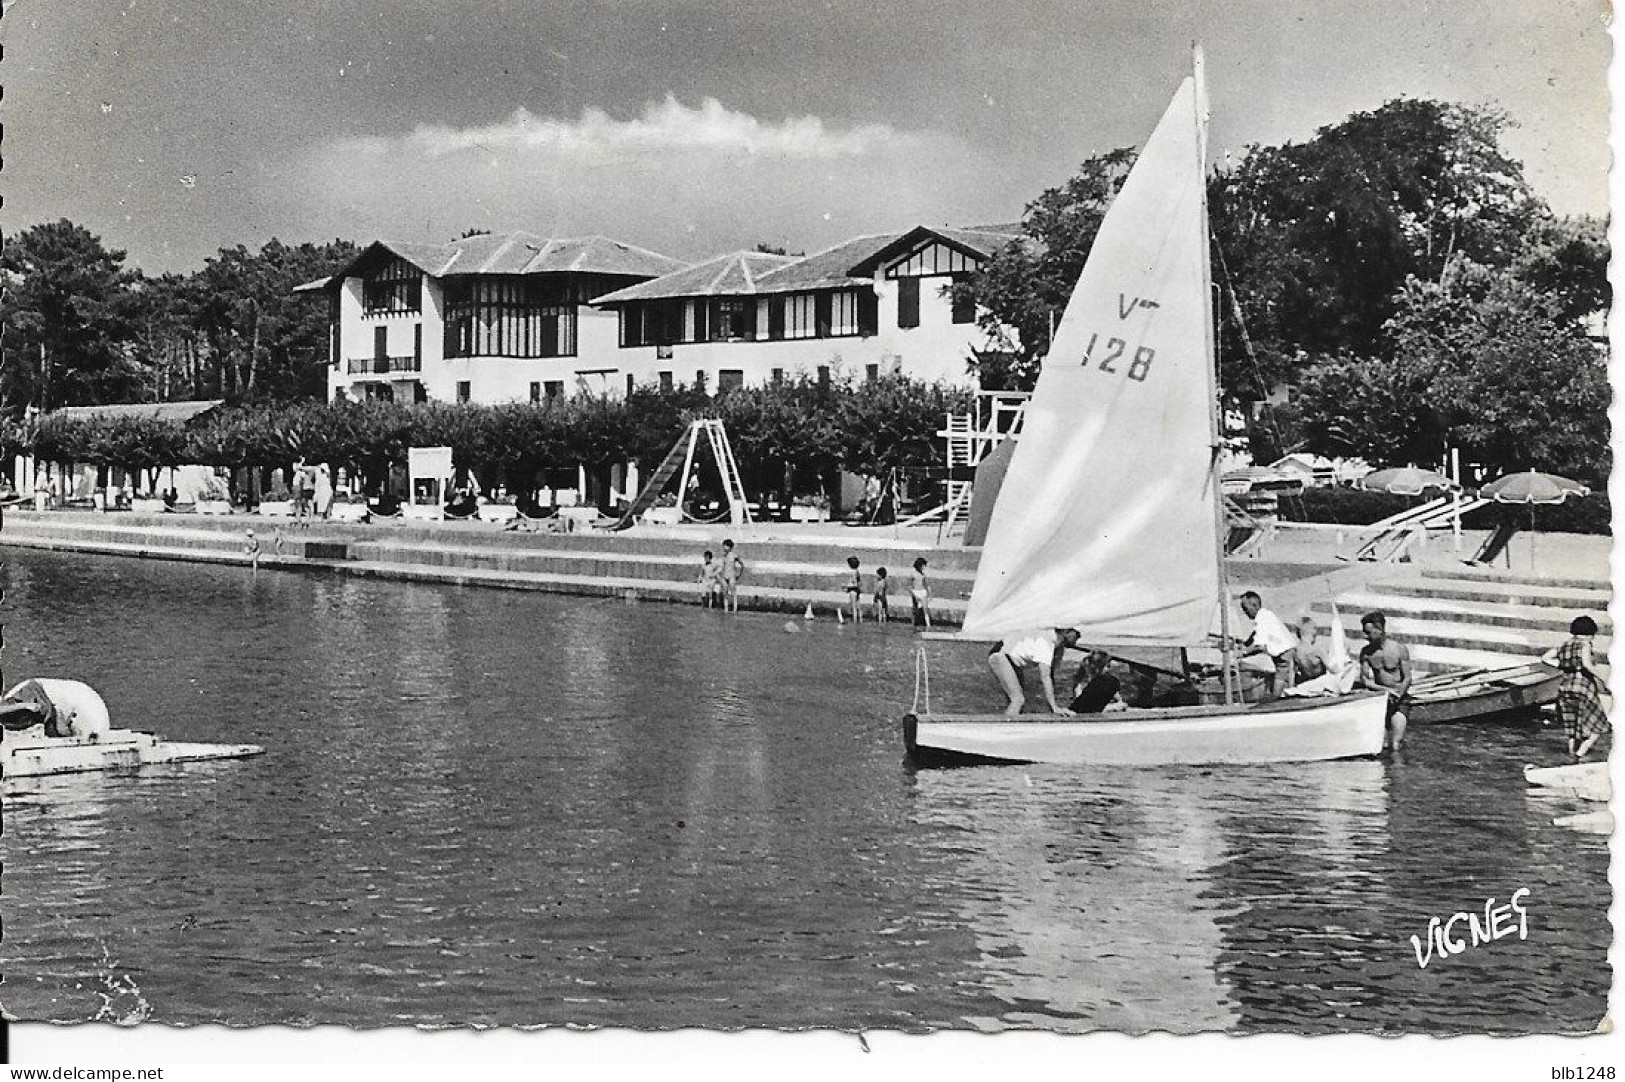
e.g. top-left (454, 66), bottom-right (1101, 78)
top-left (0, 550), bottom-right (1610, 1032)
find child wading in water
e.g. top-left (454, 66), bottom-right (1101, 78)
top-left (719, 539), bottom-right (745, 613)
top-left (872, 567), bottom-right (891, 622)
top-left (698, 550), bottom-right (723, 608)
top-left (910, 557), bottom-right (930, 628)
top-left (844, 556), bottom-right (864, 623)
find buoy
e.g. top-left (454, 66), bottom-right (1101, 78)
top-left (803, 602), bottom-right (815, 621)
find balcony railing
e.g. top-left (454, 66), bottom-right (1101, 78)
top-left (347, 355), bottom-right (421, 375)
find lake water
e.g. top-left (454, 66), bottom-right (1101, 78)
top-left (0, 548), bottom-right (1610, 1033)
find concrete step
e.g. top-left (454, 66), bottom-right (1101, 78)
top-left (1406, 642), bottom-right (1542, 675)
top-left (1319, 591), bottom-right (1613, 636)
top-left (1421, 566), bottom-right (1612, 592)
top-left (1307, 608), bottom-right (1607, 658)
top-left (1378, 578), bottom-right (1611, 611)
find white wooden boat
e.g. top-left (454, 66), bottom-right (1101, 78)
top-left (905, 59), bottom-right (1387, 767)
top-left (1524, 761), bottom-right (1611, 803)
top-left (1408, 662), bottom-right (1560, 724)
top-left (3, 728), bottom-right (264, 779)
top-left (907, 692), bottom-right (1389, 767)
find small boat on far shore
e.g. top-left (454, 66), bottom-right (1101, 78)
top-left (1407, 661), bottom-right (1561, 724)
top-left (3, 728), bottom-right (264, 780)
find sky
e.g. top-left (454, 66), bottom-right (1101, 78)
top-left (0, 0), bottom-right (1611, 275)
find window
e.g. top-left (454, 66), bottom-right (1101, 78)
top-left (443, 278), bottom-right (578, 358)
top-left (456, 381), bottom-right (471, 404)
top-left (626, 373), bottom-right (636, 396)
top-left (413, 324), bottom-right (422, 363)
top-left (414, 383), bottom-right (428, 404)
top-left (374, 326), bottom-right (389, 360)
top-left (544, 380), bottom-right (564, 401)
top-left (814, 293), bottom-right (832, 337)
top-left (621, 300), bottom-right (685, 348)
top-left (362, 256), bottom-right (422, 314)
top-left (817, 365), bottom-right (830, 387)
top-left (865, 364), bottom-right (879, 383)
top-left (709, 298), bottom-right (755, 341)
top-left (857, 289), bottom-right (879, 335)
top-left (897, 277), bottom-right (920, 328)
top-left (695, 370), bottom-right (707, 393)
top-left (530, 382), bottom-right (542, 404)
top-left (770, 368), bottom-right (784, 384)
top-left (782, 294), bottom-right (817, 340)
top-left (658, 371), bottom-right (673, 392)
top-left (718, 370), bottom-right (744, 394)
top-left (950, 277), bottom-right (976, 324)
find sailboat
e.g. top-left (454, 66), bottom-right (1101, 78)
top-left (904, 57), bottom-right (1389, 767)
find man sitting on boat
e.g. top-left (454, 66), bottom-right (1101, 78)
top-left (1357, 612), bottom-right (1412, 751)
top-left (988, 629), bottom-right (1081, 716)
top-left (0, 678), bottom-right (112, 741)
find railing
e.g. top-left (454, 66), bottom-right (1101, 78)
top-left (347, 355), bottom-right (421, 374)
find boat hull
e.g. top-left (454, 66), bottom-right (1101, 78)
top-left (1525, 761), bottom-right (1611, 803)
top-left (1408, 662), bottom-right (1561, 724)
top-left (3, 729), bottom-right (265, 779)
top-left (904, 692), bottom-right (1389, 767)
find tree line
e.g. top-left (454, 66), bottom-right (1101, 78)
top-left (7, 376), bottom-right (971, 508)
top-left (958, 99), bottom-right (1610, 487)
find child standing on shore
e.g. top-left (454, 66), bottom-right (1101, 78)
top-left (844, 556), bottom-right (863, 623)
top-left (720, 539), bottom-right (745, 613)
top-left (872, 567), bottom-right (891, 623)
top-left (698, 550), bottom-right (722, 608)
top-left (910, 557), bottom-right (931, 628)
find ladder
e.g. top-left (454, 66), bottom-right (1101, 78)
top-left (610, 419), bottom-right (752, 531)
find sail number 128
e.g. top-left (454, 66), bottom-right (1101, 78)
top-left (1080, 332), bottom-right (1154, 382)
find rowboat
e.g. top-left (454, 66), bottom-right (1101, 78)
top-left (904, 56), bottom-right (1387, 767)
top-left (2, 727), bottom-right (265, 779)
top-left (1407, 662), bottom-right (1561, 724)
top-left (1524, 761), bottom-right (1611, 803)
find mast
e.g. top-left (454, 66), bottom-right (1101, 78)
top-left (1193, 44), bottom-right (1237, 704)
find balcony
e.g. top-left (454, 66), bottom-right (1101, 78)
top-left (347, 355), bottom-right (421, 375)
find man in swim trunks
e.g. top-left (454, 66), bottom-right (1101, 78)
top-left (0, 678), bottom-right (112, 740)
top-left (988, 628), bottom-right (1081, 716)
top-left (1358, 611), bottom-right (1412, 751)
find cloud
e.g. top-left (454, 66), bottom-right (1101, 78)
top-left (275, 98), bottom-right (1021, 261)
top-left (394, 97), bottom-right (904, 161)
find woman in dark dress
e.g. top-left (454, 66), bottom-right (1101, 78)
top-left (1542, 615), bottom-right (1610, 760)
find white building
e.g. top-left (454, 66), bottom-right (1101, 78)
top-left (592, 225), bottom-right (1019, 390)
top-left (295, 232), bottom-right (689, 405)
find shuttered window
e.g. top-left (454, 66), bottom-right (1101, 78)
top-left (897, 277), bottom-right (920, 329)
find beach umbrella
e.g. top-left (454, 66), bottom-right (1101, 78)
top-left (1479, 469), bottom-right (1590, 570)
top-left (1357, 466), bottom-right (1458, 496)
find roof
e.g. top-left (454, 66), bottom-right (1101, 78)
top-left (591, 224), bottom-right (1021, 304)
top-left (49, 400), bottom-right (225, 424)
top-left (297, 233), bottom-right (688, 292)
top-left (592, 250), bottom-right (799, 305)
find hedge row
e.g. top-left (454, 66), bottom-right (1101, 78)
top-left (1277, 485), bottom-right (1612, 535)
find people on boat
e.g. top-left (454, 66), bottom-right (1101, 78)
top-left (697, 549), bottom-right (723, 608)
top-left (1541, 615), bottom-right (1610, 761)
top-left (1358, 611), bottom-right (1412, 751)
top-left (910, 557), bottom-right (931, 628)
top-left (987, 628), bottom-right (1081, 716)
top-left (719, 539), bottom-right (745, 613)
top-left (1069, 649), bottom-right (1123, 713)
top-left (1294, 618), bottom-right (1329, 683)
top-left (1238, 591), bottom-right (1297, 699)
top-left (872, 567), bottom-right (891, 622)
top-left (0, 678), bottom-right (112, 740)
top-left (843, 556), bottom-right (864, 623)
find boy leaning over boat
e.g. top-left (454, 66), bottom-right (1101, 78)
top-left (0, 678), bottom-right (113, 741)
top-left (988, 628), bottom-right (1082, 716)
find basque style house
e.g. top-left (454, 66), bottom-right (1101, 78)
top-left (295, 232), bottom-right (688, 405)
top-left (592, 225), bottom-right (1018, 391)
top-left (296, 224), bottom-right (1019, 406)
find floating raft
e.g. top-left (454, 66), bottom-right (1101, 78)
top-left (3, 729), bottom-right (265, 779)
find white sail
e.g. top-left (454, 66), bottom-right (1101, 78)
top-left (961, 78), bottom-right (1219, 643)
